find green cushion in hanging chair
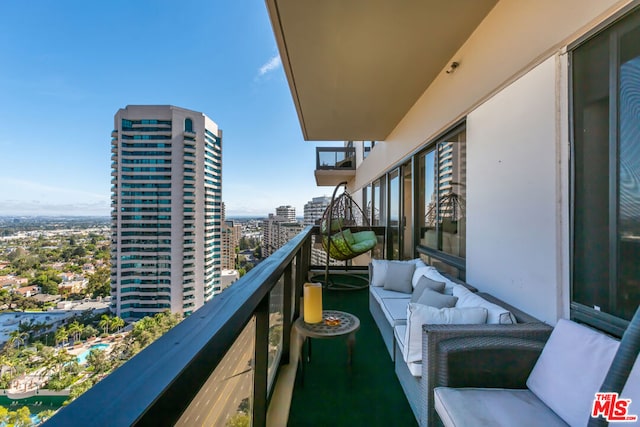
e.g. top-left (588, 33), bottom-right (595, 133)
top-left (320, 217), bottom-right (344, 234)
top-left (323, 230), bottom-right (377, 261)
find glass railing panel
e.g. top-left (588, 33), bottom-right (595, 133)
top-left (267, 276), bottom-right (284, 391)
top-left (176, 318), bottom-right (255, 427)
top-left (316, 148), bottom-right (355, 169)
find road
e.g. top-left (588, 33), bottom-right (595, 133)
top-left (177, 320), bottom-right (255, 426)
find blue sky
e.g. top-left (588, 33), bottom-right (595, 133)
top-left (0, 0), bottom-right (333, 217)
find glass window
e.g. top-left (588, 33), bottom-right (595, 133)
top-left (372, 179), bottom-right (382, 226)
top-left (388, 170), bottom-right (400, 260)
top-left (185, 118), bottom-right (193, 132)
top-left (572, 7), bottom-right (640, 325)
top-left (417, 127), bottom-right (466, 259)
top-left (362, 184), bottom-right (371, 224)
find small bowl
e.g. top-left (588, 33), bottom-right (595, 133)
top-left (324, 316), bottom-right (341, 326)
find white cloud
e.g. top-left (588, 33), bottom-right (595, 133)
top-left (258, 55), bottom-right (282, 77)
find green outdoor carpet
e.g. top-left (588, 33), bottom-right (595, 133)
top-left (288, 276), bottom-right (419, 427)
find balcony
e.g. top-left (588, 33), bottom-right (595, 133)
top-left (314, 147), bottom-right (356, 186)
top-left (46, 226), bottom-right (412, 426)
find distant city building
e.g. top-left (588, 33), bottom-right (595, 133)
top-left (221, 220), bottom-right (241, 270)
top-left (275, 205), bottom-right (296, 222)
top-left (110, 105), bottom-right (223, 320)
top-left (304, 196), bottom-right (331, 226)
top-left (262, 210), bottom-right (303, 258)
top-left (220, 202), bottom-right (241, 270)
top-left (220, 269), bottom-right (240, 292)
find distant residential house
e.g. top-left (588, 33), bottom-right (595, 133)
top-left (82, 263), bottom-right (95, 274)
top-left (58, 280), bottom-right (88, 294)
top-left (15, 285), bottom-right (41, 298)
top-left (0, 275), bottom-right (28, 289)
top-left (32, 294), bottom-right (61, 304)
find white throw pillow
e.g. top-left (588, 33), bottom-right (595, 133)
top-left (371, 258), bottom-right (427, 287)
top-left (453, 286), bottom-right (516, 324)
top-left (527, 319), bottom-right (619, 427)
top-left (403, 303), bottom-right (488, 363)
top-left (370, 259), bottom-right (389, 287)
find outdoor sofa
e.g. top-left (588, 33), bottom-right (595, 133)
top-left (434, 315), bottom-right (640, 426)
top-left (368, 259), bottom-right (552, 426)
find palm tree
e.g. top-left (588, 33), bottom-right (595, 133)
top-left (7, 330), bottom-right (28, 350)
top-left (55, 327), bottom-right (68, 347)
top-left (68, 321), bottom-right (83, 343)
top-left (98, 314), bottom-right (111, 335)
top-left (53, 349), bottom-right (73, 376)
top-left (110, 317), bottom-right (125, 334)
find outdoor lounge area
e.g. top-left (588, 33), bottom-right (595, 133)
top-left (44, 1), bottom-right (640, 425)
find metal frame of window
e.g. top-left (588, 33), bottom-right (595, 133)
top-left (569, 4), bottom-right (640, 337)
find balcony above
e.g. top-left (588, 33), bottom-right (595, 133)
top-left (266, 0), bottom-right (497, 141)
top-left (315, 146), bottom-right (356, 186)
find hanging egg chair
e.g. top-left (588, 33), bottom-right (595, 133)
top-left (320, 181), bottom-right (377, 290)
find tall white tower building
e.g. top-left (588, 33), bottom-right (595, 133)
top-left (303, 196), bottom-right (331, 226)
top-left (110, 105), bottom-right (223, 320)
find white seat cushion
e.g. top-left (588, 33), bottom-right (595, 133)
top-left (380, 298), bottom-right (410, 326)
top-left (526, 319), bottom-right (619, 427)
top-left (370, 286), bottom-right (412, 305)
top-left (394, 325), bottom-right (421, 377)
top-left (434, 387), bottom-right (569, 427)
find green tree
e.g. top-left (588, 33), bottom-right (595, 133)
top-left (68, 321), bottom-right (83, 343)
top-left (72, 246), bottom-right (86, 258)
top-left (55, 327), bottom-right (68, 347)
top-left (110, 317), bottom-right (125, 334)
top-left (226, 413), bottom-right (250, 427)
top-left (86, 267), bottom-right (111, 298)
top-left (86, 348), bottom-right (111, 375)
top-left (98, 314), bottom-right (111, 334)
top-left (81, 325), bottom-right (99, 340)
top-left (6, 330), bottom-right (28, 350)
top-left (37, 409), bottom-right (56, 423)
top-left (6, 406), bottom-right (32, 427)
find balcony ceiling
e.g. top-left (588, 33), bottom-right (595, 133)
top-left (266, 0), bottom-right (497, 141)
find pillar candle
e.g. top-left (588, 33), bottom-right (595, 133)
top-left (303, 282), bottom-right (323, 323)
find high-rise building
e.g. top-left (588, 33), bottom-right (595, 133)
top-left (110, 105), bottom-right (223, 320)
top-left (261, 211), bottom-right (303, 258)
top-left (303, 196), bottom-right (331, 226)
top-left (221, 220), bottom-right (241, 270)
top-left (275, 205), bottom-right (296, 222)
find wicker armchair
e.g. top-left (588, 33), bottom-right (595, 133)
top-left (394, 292), bottom-right (553, 427)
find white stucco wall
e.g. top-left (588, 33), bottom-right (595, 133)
top-left (353, 0), bottom-right (629, 193)
top-left (466, 56), bottom-right (566, 324)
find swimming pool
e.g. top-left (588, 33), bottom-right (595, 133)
top-left (76, 343), bottom-right (110, 364)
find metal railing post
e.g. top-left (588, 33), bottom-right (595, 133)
top-left (253, 295), bottom-right (270, 427)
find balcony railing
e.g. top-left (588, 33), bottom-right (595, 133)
top-left (47, 226), bottom-right (315, 426)
top-left (315, 147), bottom-right (355, 170)
top-left (46, 225), bottom-right (388, 426)
top-left (314, 147), bottom-right (356, 186)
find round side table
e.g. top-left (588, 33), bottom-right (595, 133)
top-left (294, 310), bottom-right (360, 384)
